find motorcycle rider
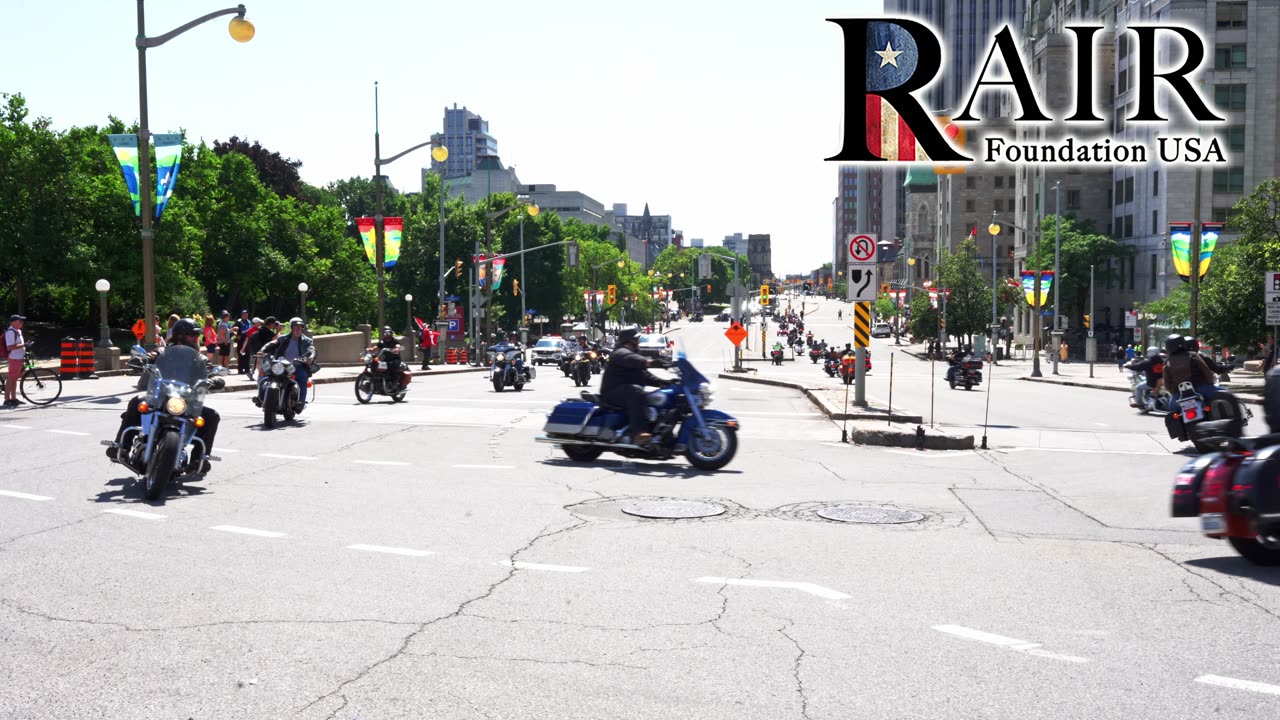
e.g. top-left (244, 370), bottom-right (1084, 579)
top-left (1162, 334), bottom-right (1219, 401)
top-left (369, 326), bottom-right (404, 380)
top-left (600, 326), bottom-right (675, 445)
top-left (106, 318), bottom-right (220, 474)
top-left (944, 345), bottom-right (967, 384)
top-left (256, 318), bottom-right (317, 408)
top-left (1124, 347), bottom-right (1166, 409)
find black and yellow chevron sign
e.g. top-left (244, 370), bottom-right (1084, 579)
top-left (853, 302), bottom-right (871, 348)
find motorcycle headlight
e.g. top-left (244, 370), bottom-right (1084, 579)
top-left (165, 396), bottom-right (187, 415)
top-left (271, 362), bottom-right (286, 376)
top-left (698, 383), bottom-right (713, 408)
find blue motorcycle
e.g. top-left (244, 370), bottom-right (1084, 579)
top-left (490, 344), bottom-right (532, 392)
top-left (537, 353), bottom-right (739, 470)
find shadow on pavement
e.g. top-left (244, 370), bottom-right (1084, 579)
top-left (1184, 556), bottom-right (1280, 587)
top-left (93, 476), bottom-right (210, 506)
top-left (540, 457), bottom-right (743, 479)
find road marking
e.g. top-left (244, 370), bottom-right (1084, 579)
top-left (46, 429), bottom-right (89, 436)
top-left (933, 625), bottom-right (1090, 663)
top-left (0, 489), bottom-right (54, 501)
top-left (1, 424), bottom-right (31, 430)
top-left (210, 525), bottom-right (286, 538)
top-left (353, 460), bottom-right (411, 467)
top-left (499, 560), bottom-right (590, 573)
top-left (453, 464), bottom-right (516, 470)
top-left (1094, 422), bottom-right (1111, 427)
top-left (883, 449), bottom-right (972, 458)
top-left (696, 577), bottom-right (851, 600)
top-left (259, 453), bottom-right (316, 461)
top-left (1195, 675), bottom-right (1280, 696)
top-left (347, 544), bottom-right (434, 557)
top-left (1004, 447), bottom-right (1169, 457)
top-left (103, 508), bottom-right (166, 520)
top-left (730, 411), bottom-right (825, 418)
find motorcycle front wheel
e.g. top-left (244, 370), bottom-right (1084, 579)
top-left (283, 385), bottom-right (298, 421)
top-left (563, 445), bottom-right (602, 462)
top-left (143, 431), bottom-right (180, 501)
top-left (355, 372), bottom-right (374, 404)
top-left (263, 387), bottom-right (279, 428)
top-left (493, 378), bottom-right (505, 393)
top-left (686, 426), bottom-right (738, 471)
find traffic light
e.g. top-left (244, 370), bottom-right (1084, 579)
top-left (705, 285), bottom-right (712, 293)
top-left (513, 278), bottom-right (520, 296)
top-left (607, 284), bottom-right (617, 305)
top-left (1084, 314), bottom-right (1090, 329)
top-left (455, 259), bottom-right (463, 275)
top-left (760, 285), bottom-right (771, 305)
top-left (880, 282), bottom-right (890, 296)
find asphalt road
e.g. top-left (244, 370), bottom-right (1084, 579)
top-left (2, 305), bottom-right (1279, 719)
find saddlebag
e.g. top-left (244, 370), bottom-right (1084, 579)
top-left (544, 401), bottom-right (598, 437)
top-left (1172, 453), bottom-right (1218, 517)
top-left (400, 369), bottom-right (413, 386)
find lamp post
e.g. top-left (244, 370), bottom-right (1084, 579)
top-left (433, 144), bottom-right (449, 319)
top-left (96, 279), bottom-right (112, 347)
top-left (403, 293), bottom-right (414, 363)
top-left (588, 258), bottom-right (625, 332)
top-left (481, 199), bottom-right (538, 344)
top-left (519, 204), bottom-right (541, 328)
top-left (297, 282), bottom-right (308, 324)
top-left (134, 1), bottom-right (254, 347)
top-left (372, 83), bottom-right (447, 333)
top-left (1052, 181), bottom-right (1062, 375)
top-left (991, 218), bottom-right (1044, 377)
top-left (988, 217), bottom-right (1002, 364)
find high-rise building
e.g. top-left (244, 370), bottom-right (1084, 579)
top-left (722, 233), bottom-right (748, 255)
top-left (748, 234), bottom-right (773, 285)
top-left (429, 105), bottom-right (499, 179)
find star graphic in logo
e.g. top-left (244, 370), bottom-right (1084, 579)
top-left (876, 41), bottom-right (903, 68)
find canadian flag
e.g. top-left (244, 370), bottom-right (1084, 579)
top-left (969, 227), bottom-right (978, 239)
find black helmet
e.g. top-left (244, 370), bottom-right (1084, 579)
top-left (1186, 336), bottom-right (1200, 352)
top-left (1146, 347), bottom-right (1161, 360)
top-left (382, 326), bottom-right (394, 336)
top-left (617, 326), bottom-right (641, 345)
top-left (171, 318), bottom-right (200, 338)
top-left (1164, 334), bottom-right (1186, 355)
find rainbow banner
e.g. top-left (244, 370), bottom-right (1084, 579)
top-left (153, 134), bottom-right (183, 219)
top-left (491, 257), bottom-right (507, 290)
top-left (355, 217), bottom-right (404, 268)
top-left (108, 134), bottom-right (142, 217)
top-left (1199, 222), bottom-right (1222, 279)
top-left (1020, 271), bottom-right (1054, 307)
top-left (1170, 222), bottom-right (1221, 281)
top-left (356, 217), bottom-right (377, 266)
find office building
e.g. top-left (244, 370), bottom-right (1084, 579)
top-left (429, 105), bottom-right (499, 179)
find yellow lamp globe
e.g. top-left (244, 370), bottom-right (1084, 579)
top-left (617, 260), bottom-right (625, 268)
top-left (228, 16), bottom-right (255, 43)
top-left (527, 204), bottom-right (540, 217)
top-left (988, 223), bottom-right (1001, 235)
top-left (907, 258), bottom-right (916, 266)
top-left (431, 145), bottom-right (449, 163)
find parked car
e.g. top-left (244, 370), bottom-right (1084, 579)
top-left (530, 336), bottom-right (566, 365)
top-left (870, 322), bottom-right (892, 338)
top-left (637, 334), bottom-right (674, 360)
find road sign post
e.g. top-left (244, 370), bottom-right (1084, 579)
top-left (848, 263), bottom-right (877, 302)
top-left (853, 301), bottom-right (871, 406)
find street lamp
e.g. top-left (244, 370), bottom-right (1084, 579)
top-left (95, 279), bottom-right (112, 347)
top-left (988, 217), bottom-right (1002, 363)
top-left (403, 293), bottom-right (414, 362)
top-left (992, 217), bottom-right (1045, 377)
top-left (587, 258), bottom-right (625, 331)
top-left (297, 281), bottom-right (308, 323)
top-left (519, 203), bottom-right (541, 330)
top-left (433, 144), bottom-right (449, 320)
top-left (134, 1), bottom-right (254, 347)
top-left (479, 198), bottom-right (538, 343)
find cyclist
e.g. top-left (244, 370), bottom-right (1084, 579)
top-left (4, 315), bottom-right (26, 407)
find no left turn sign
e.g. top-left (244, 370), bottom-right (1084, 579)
top-left (848, 234), bottom-right (877, 262)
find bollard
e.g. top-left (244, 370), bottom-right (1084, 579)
top-left (78, 337), bottom-right (97, 378)
top-left (887, 353), bottom-right (895, 426)
top-left (59, 337), bottom-right (78, 379)
top-left (915, 425), bottom-right (925, 451)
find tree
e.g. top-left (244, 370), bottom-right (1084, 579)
top-left (936, 238), bottom-right (989, 340)
top-left (1198, 179), bottom-right (1280, 349)
top-left (212, 137), bottom-right (304, 200)
top-left (1026, 214), bottom-right (1130, 324)
top-left (874, 296), bottom-right (897, 321)
top-left (908, 291), bottom-right (939, 341)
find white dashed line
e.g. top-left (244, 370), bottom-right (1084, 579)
top-left (259, 453), bottom-right (316, 461)
top-left (696, 577), bottom-right (851, 600)
top-left (347, 544), bottom-right (434, 557)
top-left (0, 489), bottom-right (55, 501)
top-left (103, 508), bottom-right (166, 520)
top-left (499, 561), bottom-right (590, 573)
top-left (210, 525), bottom-right (287, 538)
top-left (730, 411), bottom-right (824, 418)
top-left (1005, 447), bottom-right (1170, 457)
top-left (216, 448), bottom-right (239, 453)
top-left (883, 449), bottom-right (972, 458)
top-left (46, 429), bottom-right (89, 436)
top-left (1196, 675), bottom-right (1280, 696)
top-left (452, 464), bottom-right (515, 470)
top-left (352, 460), bottom-right (411, 467)
top-left (1, 424), bottom-right (31, 430)
top-left (933, 625), bottom-right (1090, 663)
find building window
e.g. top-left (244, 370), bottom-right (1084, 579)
top-left (995, 198), bottom-right (1004, 212)
top-left (1152, 210), bottom-right (1158, 234)
top-left (1215, 45), bottom-right (1247, 69)
top-left (1152, 170), bottom-right (1159, 196)
top-left (1118, 33), bottom-right (1128, 59)
top-left (1216, 2), bottom-right (1247, 29)
top-left (1067, 190), bottom-right (1081, 209)
top-left (1124, 177), bottom-right (1134, 203)
top-left (1214, 84), bottom-right (1247, 111)
top-left (1129, 254), bottom-right (1135, 290)
top-left (1213, 167), bottom-right (1245, 193)
top-left (1124, 214), bottom-right (1134, 238)
top-left (1114, 180), bottom-right (1124, 205)
top-left (994, 176), bottom-right (1004, 189)
top-left (1212, 207), bottom-right (1233, 224)
top-left (1118, 68), bottom-right (1129, 94)
top-left (1150, 253), bottom-right (1157, 290)
top-left (966, 177), bottom-right (977, 190)
top-left (1225, 125), bottom-right (1245, 154)
top-left (966, 199), bottom-right (976, 212)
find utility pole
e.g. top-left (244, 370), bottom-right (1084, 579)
top-left (1189, 168), bottom-right (1203, 336)
top-left (1052, 181), bottom-right (1061, 375)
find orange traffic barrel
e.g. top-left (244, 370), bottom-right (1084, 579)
top-left (78, 338), bottom-right (97, 378)
top-left (446, 348), bottom-right (458, 364)
top-left (59, 337), bottom-right (78, 379)
top-left (459, 348), bottom-right (468, 365)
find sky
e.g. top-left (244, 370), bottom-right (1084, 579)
top-left (4, 0), bottom-right (880, 274)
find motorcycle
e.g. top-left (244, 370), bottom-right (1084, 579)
top-left (809, 347), bottom-right (823, 364)
top-left (1163, 381), bottom-right (1250, 453)
top-left (770, 347), bottom-right (784, 366)
top-left (492, 347), bottom-right (533, 392)
top-left (258, 356), bottom-right (310, 427)
top-left (205, 359), bottom-right (228, 391)
top-left (946, 356), bottom-right (984, 391)
top-left (837, 352), bottom-right (873, 384)
top-left (571, 350), bottom-right (593, 387)
top-left (104, 345), bottom-right (219, 501)
top-left (537, 353), bottom-right (739, 471)
top-left (355, 349), bottom-right (412, 404)
top-left (823, 357), bottom-right (840, 377)
top-left (1126, 370), bottom-right (1172, 413)
top-left (1172, 434), bottom-right (1280, 565)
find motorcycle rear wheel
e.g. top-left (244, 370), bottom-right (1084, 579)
top-left (563, 445), bottom-right (603, 462)
top-left (143, 431), bottom-right (180, 501)
top-left (1229, 537), bottom-right (1280, 566)
top-left (392, 391), bottom-right (407, 403)
top-left (355, 373), bottom-right (374, 404)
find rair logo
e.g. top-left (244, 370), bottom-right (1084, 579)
top-left (825, 18), bottom-right (1228, 167)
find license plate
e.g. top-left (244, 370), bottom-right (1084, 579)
top-left (1179, 398), bottom-right (1203, 419)
top-left (1201, 513), bottom-right (1226, 533)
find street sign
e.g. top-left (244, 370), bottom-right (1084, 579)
top-left (444, 295), bottom-right (460, 302)
top-left (698, 254), bottom-right (711, 278)
top-left (849, 234), bottom-right (877, 262)
top-left (853, 302), bottom-right (871, 348)
top-left (1267, 272), bottom-right (1280, 325)
top-left (847, 263), bottom-right (877, 302)
top-left (131, 319), bottom-right (147, 341)
top-left (725, 321), bottom-right (747, 347)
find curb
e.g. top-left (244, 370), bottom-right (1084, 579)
top-left (715, 372), bottom-right (973, 449)
top-left (1019, 375), bottom-right (1264, 406)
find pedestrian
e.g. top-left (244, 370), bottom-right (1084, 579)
top-left (419, 323), bottom-right (437, 370)
top-left (202, 316), bottom-right (217, 354)
top-left (1259, 341), bottom-right (1278, 374)
top-left (4, 315), bottom-right (26, 406)
top-left (1059, 340), bottom-right (1069, 363)
top-left (235, 310), bottom-right (252, 374)
top-left (216, 310), bottom-right (233, 369)
top-left (153, 315), bottom-right (166, 348)
top-left (1114, 343), bottom-right (1125, 371)
top-left (1125, 344), bottom-right (1135, 362)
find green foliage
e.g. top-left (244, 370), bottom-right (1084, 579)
top-left (908, 291), bottom-right (939, 340)
top-left (1143, 283), bottom-right (1191, 326)
top-left (1026, 214), bottom-right (1130, 324)
top-left (874, 297), bottom-right (897, 320)
top-left (1197, 180), bottom-right (1280, 348)
top-left (936, 238), bottom-right (990, 339)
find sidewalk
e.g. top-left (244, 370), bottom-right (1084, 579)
top-left (1017, 360), bottom-right (1266, 404)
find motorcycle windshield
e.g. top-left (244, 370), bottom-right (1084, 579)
top-left (147, 345), bottom-right (207, 416)
top-left (674, 352), bottom-right (708, 388)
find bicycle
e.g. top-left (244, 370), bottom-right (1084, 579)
top-left (16, 345), bottom-right (62, 406)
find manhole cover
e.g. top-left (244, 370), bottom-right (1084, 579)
top-left (621, 500), bottom-right (726, 519)
top-left (815, 505), bottom-right (925, 524)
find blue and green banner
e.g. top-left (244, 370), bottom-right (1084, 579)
top-left (107, 134), bottom-right (142, 217)
top-left (1171, 222), bottom-right (1222, 282)
top-left (1020, 270), bottom-right (1054, 307)
top-left (153, 134), bottom-right (183, 219)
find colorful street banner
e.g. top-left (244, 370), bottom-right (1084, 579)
top-left (107, 134), bottom-right (142, 217)
top-left (491, 257), bottom-right (507, 290)
top-left (152, 133), bottom-right (183, 219)
top-left (1199, 222), bottom-right (1222, 279)
top-left (356, 218), bottom-right (377, 266)
top-left (1020, 271), bottom-right (1054, 307)
top-left (1170, 222), bottom-right (1222, 281)
top-left (383, 217), bottom-right (402, 268)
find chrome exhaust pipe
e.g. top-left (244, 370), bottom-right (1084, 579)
top-left (535, 436), bottom-right (643, 450)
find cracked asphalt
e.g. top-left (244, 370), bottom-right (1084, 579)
top-left (2, 297), bottom-right (1280, 719)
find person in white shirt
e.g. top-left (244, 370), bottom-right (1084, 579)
top-left (4, 315), bottom-right (26, 407)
